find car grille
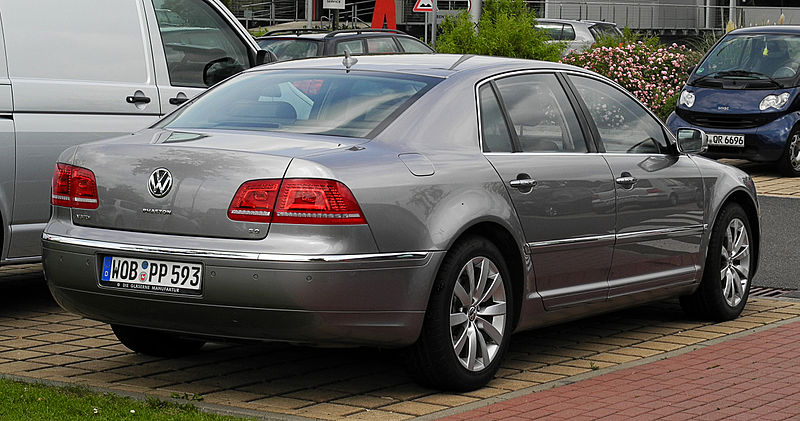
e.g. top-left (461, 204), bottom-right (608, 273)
top-left (676, 109), bottom-right (779, 129)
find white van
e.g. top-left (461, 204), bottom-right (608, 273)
top-left (0, 0), bottom-right (267, 265)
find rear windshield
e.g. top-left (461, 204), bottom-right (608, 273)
top-left (159, 70), bottom-right (440, 138)
top-left (257, 38), bottom-right (321, 61)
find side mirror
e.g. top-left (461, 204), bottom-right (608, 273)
top-left (256, 49), bottom-right (278, 65)
top-left (203, 57), bottom-right (245, 87)
top-left (676, 128), bottom-right (707, 154)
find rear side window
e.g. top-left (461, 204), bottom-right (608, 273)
top-left (160, 70), bottom-right (440, 138)
top-left (367, 37), bottom-right (400, 54)
top-left (257, 39), bottom-right (321, 61)
top-left (151, 0), bottom-right (251, 88)
top-left (537, 23), bottom-right (565, 40)
top-left (479, 85), bottom-right (514, 153)
top-left (336, 40), bottom-right (365, 55)
top-left (494, 73), bottom-right (587, 153)
top-left (397, 37), bottom-right (434, 53)
top-left (562, 24), bottom-right (576, 41)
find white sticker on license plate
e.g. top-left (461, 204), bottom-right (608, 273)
top-left (100, 256), bottom-right (202, 295)
top-left (707, 133), bottom-right (745, 147)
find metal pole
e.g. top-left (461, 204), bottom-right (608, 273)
top-left (424, 12), bottom-right (428, 44)
top-left (432, 0), bottom-right (438, 49)
top-left (307, 0), bottom-right (313, 27)
top-left (729, 0), bottom-right (735, 27)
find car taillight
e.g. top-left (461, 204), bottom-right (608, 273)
top-left (227, 180), bottom-right (281, 223)
top-left (227, 178), bottom-right (366, 225)
top-left (51, 163), bottom-right (99, 209)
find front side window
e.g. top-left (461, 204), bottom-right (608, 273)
top-left (495, 73), bottom-right (587, 153)
top-left (159, 70), bottom-right (439, 138)
top-left (397, 37), bottom-right (434, 53)
top-left (151, 0), bottom-right (251, 87)
top-left (569, 75), bottom-right (668, 154)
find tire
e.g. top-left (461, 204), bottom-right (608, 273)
top-left (777, 129), bottom-right (800, 177)
top-left (680, 203), bottom-right (754, 321)
top-left (407, 236), bottom-right (513, 391)
top-left (111, 324), bottom-right (205, 358)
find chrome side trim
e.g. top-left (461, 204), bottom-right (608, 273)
top-left (42, 233), bottom-right (431, 263)
top-left (527, 234), bottom-right (616, 249)
top-left (527, 224), bottom-right (707, 251)
top-left (616, 225), bottom-right (707, 241)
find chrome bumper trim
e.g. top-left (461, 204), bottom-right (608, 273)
top-left (42, 233), bottom-right (431, 263)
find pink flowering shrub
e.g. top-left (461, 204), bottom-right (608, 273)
top-left (561, 42), bottom-right (702, 120)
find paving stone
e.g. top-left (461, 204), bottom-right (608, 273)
top-left (67, 338), bottom-right (119, 348)
top-left (247, 396), bottom-right (315, 410)
top-left (28, 343), bottom-right (87, 355)
top-left (332, 395), bottom-right (398, 409)
top-left (26, 366), bottom-right (90, 378)
top-left (636, 341), bottom-right (686, 352)
top-left (202, 390), bottom-right (265, 405)
top-left (535, 364), bottom-right (592, 376)
top-left (501, 359), bottom-right (546, 371)
top-left (507, 371), bottom-right (565, 383)
top-left (66, 348), bottom-right (126, 360)
top-left (284, 388), bottom-right (351, 403)
top-left (296, 402), bottom-right (366, 419)
top-left (613, 347), bottom-right (664, 358)
top-left (0, 360), bottom-right (51, 373)
top-left (29, 332), bottom-right (84, 343)
top-left (0, 338), bottom-right (49, 349)
top-left (414, 393), bottom-right (480, 407)
top-left (487, 377), bottom-right (536, 391)
top-left (588, 352), bottom-right (641, 364)
top-left (0, 349), bottom-right (50, 361)
top-left (367, 384), bottom-right (434, 401)
top-left (657, 335), bottom-right (705, 345)
top-left (72, 371), bottom-right (130, 384)
top-left (28, 354), bottom-right (88, 366)
top-left (344, 409), bottom-right (413, 420)
top-left (462, 386), bottom-right (508, 399)
top-left (562, 359), bottom-right (616, 370)
top-left (380, 401), bottom-right (448, 416)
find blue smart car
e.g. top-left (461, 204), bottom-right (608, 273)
top-left (667, 26), bottom-right (800, 176)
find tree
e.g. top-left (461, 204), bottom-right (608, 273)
top-left (436, 0), bottom-right (564, 61)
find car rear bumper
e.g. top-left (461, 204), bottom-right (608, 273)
top-left (42, 233), bottom-right (444, 347)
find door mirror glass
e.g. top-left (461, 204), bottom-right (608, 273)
top-left (676, 128), bottom-right (708, 154)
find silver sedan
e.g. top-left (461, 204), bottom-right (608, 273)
top-left (42, 54), bottom-right (759, 391)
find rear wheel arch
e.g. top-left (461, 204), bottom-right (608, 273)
top-left (441, 221), bottom-right (526, 330)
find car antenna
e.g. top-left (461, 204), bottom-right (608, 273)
top-left (343, 50), bottom-right (357, 72)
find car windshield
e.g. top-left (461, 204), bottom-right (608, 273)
top-left (257, 38), bottom-right (321, 61)
top-left (158, 70), bottom-right (440, 138)
top-left (691, 34), bottom-right (800, 87)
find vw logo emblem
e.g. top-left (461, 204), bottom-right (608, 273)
top-left (148, 168), bottom-right (173, 198)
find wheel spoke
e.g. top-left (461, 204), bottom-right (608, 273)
top-left (478, 302), bottom-right (506, 317)
top-left (476, 317), bottom-right (504, 344)
top-left (733, 263), bottom-right (749, 279)
top-left (466, 326), bottom-right (477, 370)
top-left (475, 258), bottom-right (489, 301)
top-left (453, 282), bottom-right (470, 307)
top-left (450, 312), bottom-right (468, 327)
top-left (453, 325), bottom-right (468, 354)
top-left (722, 269), bottom-right (733, 299)
top-left (465, 261), bottom-right (476, 299)
top-left (732, 221), bottom-right (744, 251)
top-left (478, 274), bottom-right (502, 305)
top-left (720, 265), bottom-right (728, 281)
top-left (476, 328), bottom-right (489, 367)
top-left (731, 269), bottom-right (744, 297)
top-left (731, 244), bottom-right (749, 261)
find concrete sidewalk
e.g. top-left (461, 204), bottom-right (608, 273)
top-left (440, 318), bottom-right (800, 421)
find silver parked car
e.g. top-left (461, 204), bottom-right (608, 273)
top-left (42, 54), bottom-right (760, 391)
top-left (537, 18), bottom-right (623, 54)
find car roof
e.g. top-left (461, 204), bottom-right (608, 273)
top-left (730, 25), bottom-right (800, 35)
top-left (250, 53), bottom-right (591, 79)
top-left (536, 18), bottom-right (589, 26)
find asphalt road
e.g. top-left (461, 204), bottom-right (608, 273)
top-left (753, 195), bottom-right (800, 292)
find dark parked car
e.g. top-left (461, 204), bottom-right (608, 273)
top-left (668, 26), bottom-right (800, 176)
top-left (43, 54), bottom-right (759, 391)
top-left (255, 28), bottom-right (434, 61)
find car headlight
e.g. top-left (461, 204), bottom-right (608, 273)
top-left (759, 92), bottom-right (790, 110)
top-left (679, 90), bottom-right (695, 108)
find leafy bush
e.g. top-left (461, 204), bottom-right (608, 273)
top-left (437, 0), bottom-right (564, 61)
top-left (561, 42), bottom-right (702, 120)
top-left (590, 27), bottom-right (659, 50)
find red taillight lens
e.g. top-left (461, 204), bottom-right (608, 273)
top-left (51, 163), bottom-right (99, 209)
top-left (227, 178), bottom-right (366, 225)
top-left (273, 179), bottom-right (366, 225)
top-left (228, 180), bottom-right (281, 222)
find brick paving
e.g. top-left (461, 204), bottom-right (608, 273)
top-left (442, 317), bottom-right (800, 421)
top-left (722, 159), bottom-right (800, 197)
top-left (3, 264), bottom-right (800, 420)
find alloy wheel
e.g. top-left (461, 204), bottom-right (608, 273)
top-left (789, 133), bottom-right (800, 171)
top-left (449, 256), bottom-right (507, 371)
top-left (720, 218), bottom-right (751, 307)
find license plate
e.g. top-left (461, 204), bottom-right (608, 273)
top-left (100, 256), bottom-right (202, 295)
top-left (707, 133), bottom-right (745, 147)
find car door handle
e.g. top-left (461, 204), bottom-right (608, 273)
top-left (509, 179), bottom-right (538, 189)
top-left (615, 173), bottom-right (637, 187)
top-left (126, 95), bottom-right (151, 104)
top-left (169, 96), bottom-right (189, 105)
